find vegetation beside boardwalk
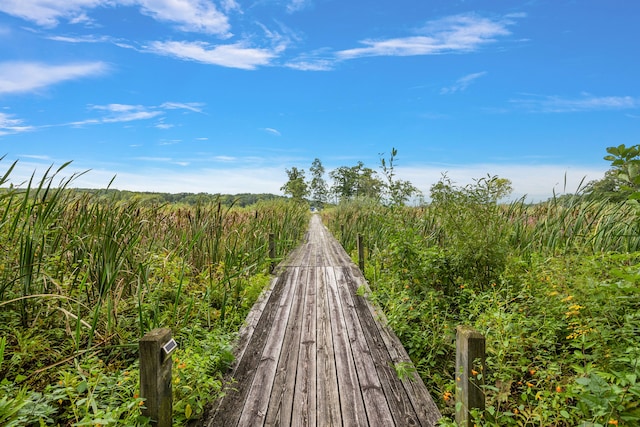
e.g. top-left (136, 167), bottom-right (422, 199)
top-left (3, 144), bottom-right (640, 426)
top-left (323, 171), bottom-right (640, 426)
top-left (0, 159), bottom-right (310, 426)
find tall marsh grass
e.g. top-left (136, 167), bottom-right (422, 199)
top-left (0, 159), bottom-right (309, 424)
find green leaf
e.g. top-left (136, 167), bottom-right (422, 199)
top-left (76, 380), bottom-right (88, 393)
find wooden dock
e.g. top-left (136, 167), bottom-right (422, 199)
top-left (205, 215), bottom-right (441, 426)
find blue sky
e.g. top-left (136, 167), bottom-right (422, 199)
top-left (0, 0), bottom-right (638, 201)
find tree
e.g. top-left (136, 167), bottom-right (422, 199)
top-left (281, 167), bottom-right (308, 201)
top-left (602, 144), bottom-right (640, 200)
top-left (379, 147), bottom-right (421, 206)
top-left (309, 158), bottom-right (328, 208)
top-left (329, 162), bottom-right (383, 202)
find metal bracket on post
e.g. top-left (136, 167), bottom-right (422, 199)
top-left (140, 328), bottom-right (176, 427)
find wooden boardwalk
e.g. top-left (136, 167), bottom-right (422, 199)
top-left (205, 215), bottom-right (441, 426)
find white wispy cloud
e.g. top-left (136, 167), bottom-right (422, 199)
top-left (263, 127), bottom-right (282, 136)
top-left (0, 61), bottom-right (108, 95)
top-left (0, 112), bottom-right (35, 136)
top-left (441, 71), bottom-right (487, 94)
top-left (148, 40), bottom-right (277, 69)
top-left (47, 34), bottom-right (114, 43)
top-left (90, 104), bottom-right (163, 123)
top-left (337, 13), bottom-right (518, 60)
top-left (287, 0), bottom-right (311, 13)
top-left (511, 93), bottom-right (640, 113)
top-left (70, 102), bottom-right (203, 126)
top-left (136, 0), bottom-right (231, 36)
top-left (160, 102), bottom-right (205, 113)
top-left (0, 0), bottom-right (105, 28)
top-left (0, 0), bottom-right (233, 36)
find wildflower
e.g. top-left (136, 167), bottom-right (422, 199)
top-left (134, 393), bottom-right (139, 399)
top-left (471, 369), bottom-right (479, 376)
top-left (443, 391), bottom-right (452, 402)
top-left (608, 420), bottom-right (619, 425)
top-left (562, 295), bottom-right (573, 302)
top-left (556, 386), bottom-right (562, 393)
top-left (513, 408), bottom-right (519, 414)
top-left (529, 369), bottom-right (536, 375)
top-left (526, 382), bottom-right (534, 388)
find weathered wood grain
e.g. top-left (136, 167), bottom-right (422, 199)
top-left (205, 214), bottom-right (441, 427)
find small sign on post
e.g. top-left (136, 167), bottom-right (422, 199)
top-left (455, 325), bottom-right (485, 427)
top-left (140, 328), bottom-right (176, 426)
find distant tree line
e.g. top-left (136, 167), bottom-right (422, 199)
top-left (15, 188), bottom-right (288, 207)
top-left (281, 148), bottom-right (422, 207)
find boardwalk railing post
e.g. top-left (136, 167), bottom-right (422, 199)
top-left (140, 328), bottom-right (176, 426)
top-left (455, 326), bottom-right (485, 427)
top-left (269, 233), bottom-right (276, 272)
top-left (357, 234), bottom-right (365, 271)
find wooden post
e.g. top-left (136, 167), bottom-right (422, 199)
top-left (269, 233), bottom-right (276, 273)
top-left (456, 326), bottom-right (485, 427)
top-left (140, 328), bottom-right (174, 426)
top-left (357, 234), bottom-right (365, 272)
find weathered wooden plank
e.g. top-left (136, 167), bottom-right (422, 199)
top-left (291, 266), bottom-right (318, 427)
top-left (207, 272), bottom-right (290, 427)
top-left (264, 267), bottom-right (309, 426)
top-left (345, 263), bottom-right (442, 426)
top-left (206, 215), bottom-right (441, 427)
top-left (341, 265), bottom-right (425, 426)
top-left (333, 266), bottom-right (396, 426)
top-left (237, 267), bottom-right (302, 426)
top-left (315, 266), bottom-right (342, 427)
top-left (325, 266), bottom-right (368, 426)
top-left (231, 275), bottom-right (279, 372)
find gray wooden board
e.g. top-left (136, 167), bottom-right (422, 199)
top-left (204, 215), bottom-right (441, 426)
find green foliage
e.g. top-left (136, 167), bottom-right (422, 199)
top-left (309, 158), bottom-right (329, 208)
top-left (325, 174), bottom-right (640, 426)
top-left (281, 166), bottom-right (309, 201)
top-left (428, 174), bottom-right (513, 291)
top-left (0, 158), bottom-right (310, 425)
top-left (604, 144), bottom-right (640, 199)
top-left (330, 162), bottom-right (384, 202)
top-left (379, 147), bottom-right (421, 206)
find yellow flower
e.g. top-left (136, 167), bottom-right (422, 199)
top-left (471, 369), bottom-right (479, 376)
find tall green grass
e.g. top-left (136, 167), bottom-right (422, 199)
top-left (323, 186), bottom-right (640, 426)
top-left (0, 159), bottom-right (310, 424)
